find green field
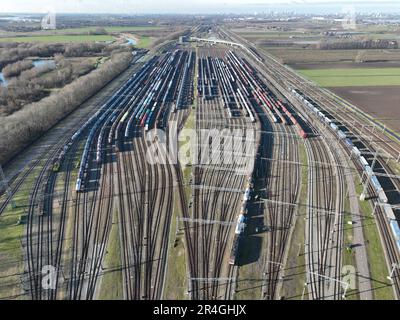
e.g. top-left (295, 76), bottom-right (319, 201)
top-left (236, 31), bottom-right (319, 39)
top-left (0, 25), bottom-right (165, 43)
top-left (0, 34), bottom-right (114, 43)
top-left (0, 26), bottom-right (164, 36)
top-left (297, 67), bottom-right (400, 87)
top-left (58, 26), bottom-right (163, 33)
top-left (136, 36), bottom-right (152, 48)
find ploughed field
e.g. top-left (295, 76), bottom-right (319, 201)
top-left (266, 48), bottom-right (400, 64)
top-left (293, 63), bottom-right (400, 134)
top-left (329, 86), bottom-right (400, 133)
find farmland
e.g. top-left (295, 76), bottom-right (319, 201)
top-left (1, 10), bottom-right (400, 303)
top-left (0, 23), bottom-right (170, 44)
top-left (0, 33), bottom-right (156, 46)
top-left (0, 34), bottom-right (114, 43)
top-left (231, 22), bottom-right (400, 66)
top-left (330, 86), bottom-right (400, 133)
top-left (0, 25), bottom-right (165, 37)
top-left (231, 30), bottom-right (321, 40)
top-left (297, 67), bottom-right (400, 87)
top-left (0, 34), bottom-right (155, 46)
top-left (265, 48), bottom-right (400, 65)
top-left (55, 26), bottom-right (164, 33)
top-left (292, 64), bottom-right (400, 132)
top-left (229, 20), bottom-right (400, 136)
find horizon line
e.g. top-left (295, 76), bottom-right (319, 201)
top-left (0, 11), bottom-right (399, 15)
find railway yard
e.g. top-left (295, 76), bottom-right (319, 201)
top-left (0, 22), bottom-right (400, 301)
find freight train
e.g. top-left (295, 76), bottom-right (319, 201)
top-left (229, 176), bottom-right (253, 265)
top-left (48, 52), bottom-right (150, 191)
top-left (226, 51), bottom-right (307, 138)
top-left (276, 100), bottom-right (308, 139)
top-left (291, 87), bottom-right (388, 203)
top-left (291, 87), bottom-right (400, 252)
top-left (72, 50), bottom-right (196, 192)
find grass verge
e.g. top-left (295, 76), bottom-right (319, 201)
top-left (136, 36), bottom-right (153, 49)
top-left (98, 209), bottom-right (124, 300)
top-left (0, 164), bottom-right (44, 300)
top-left (163, 52), bottom-right (197, 298)
top-left (342, 189), bottom-right (359, 300)
top-left (280, 142), bottom-right (308, 300)
top-left (163, 193), bottom-right (188, 299)
top-left (354, 176), bottom-right (395, 300)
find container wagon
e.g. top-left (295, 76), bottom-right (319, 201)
top-left (389, 221), bottom-right (400, 251)
top-left (228, 234), bottom-right (241, 265)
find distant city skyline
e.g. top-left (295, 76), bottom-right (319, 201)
top-left (0, 0), bottom-right (399, 14)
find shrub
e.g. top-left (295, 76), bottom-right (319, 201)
top-left (0, 51), bottom-right (132, 165)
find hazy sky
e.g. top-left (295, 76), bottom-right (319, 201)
top-left (0, 0), bottom-right (398, 14)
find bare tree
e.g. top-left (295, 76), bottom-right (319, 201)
top-left (0, 51), bottom-right (132, 165)
top-left (2, 59), bottom-right (34, 78)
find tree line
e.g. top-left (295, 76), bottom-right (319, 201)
top-left (2, 59), bottom-right (34, 78)
top-left (0, 51), bottom-right (132, 165)
top-left (0, 43), bottom-right (128, 116)
top-left (0, 42), bottom-right (109, 69)
top-left (316, 39), bottom-right (398, 50)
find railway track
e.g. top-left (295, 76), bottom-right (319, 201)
top-left (99, 48), bottom-right (195, 299)
top-left (207, 28), bottom-right (351, 300)
top-left (305, 136), bottom-right (345, 300)
top-left (219, 27), bottom-right (400, 299)
top-left (0, 57), bottom-right (146, 217)
top-left (1, 57), bottom-right (147, 300)
top-left (65, 121), bottom-right (114, 299)
top-left (259, 116), bottom-right (301, 299)
top-left (6, 28), bottom-right (396, 301)
top-left (222, 27), bottom-right (400, 161)
top-left (19, 49), bottom-right (184, 299)
top-left (184, 46), bottom-right (259, 300)
top-left (1, 38), bottom-right (226, 301)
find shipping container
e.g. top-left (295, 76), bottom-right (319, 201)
top-left (384, 204), bottom-right (396, 221)
top-left (338, 130), bottom-right (347, 140)
top-left (378, 190), bottom-right (388, 203)
top-left (371, 175), bottom-right (383, 192)
top-left (229, 234), bottom-right (241, 265)
top-left (389, 221), bottom-right (400, 252)
top-left (330, 123), bottom-right (339, 131)
top-left (359, 156), bottom-right (369, 168)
